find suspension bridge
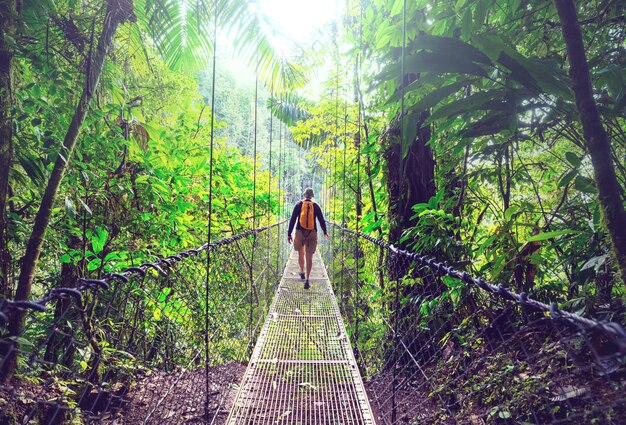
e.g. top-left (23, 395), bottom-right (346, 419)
top-left (1, 221), bottom-right (625, 424)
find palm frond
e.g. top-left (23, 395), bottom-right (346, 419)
top-left (136, 0), bottom-right (213, 72)
top-left (219, 0), bottom-right (309, 91)
top-left (267, 92), bottom-right (313, 126)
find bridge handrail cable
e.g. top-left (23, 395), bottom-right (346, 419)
top-left (330, 222), bottom-right (626, 350)
top-left (0, 220), bottom-right (287, 321)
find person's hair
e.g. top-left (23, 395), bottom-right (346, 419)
top-left (303, 187), bottom-right (314, 198)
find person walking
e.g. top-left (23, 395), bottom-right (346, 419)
top-left (287, 188), bottom-right (329, 289)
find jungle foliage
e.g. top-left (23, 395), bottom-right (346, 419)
top-left (290, 0), bottom-right (626, 320)
top-left (0, 0), bottom-right (625, 422)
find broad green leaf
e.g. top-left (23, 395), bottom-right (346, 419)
top-left (92, 227), bottom-right (108, 254)
top-left (574, 176), bottom-right (597, 194)
top-left (504, 206), bottom-right (520, 221)
top-left (390, 0), bottom-right (404, 17)
top-left (526, 230), bottom-right (577, 242)
top-left (474, 0), bottom-right (488, 27)
top-left (415, 34), bottom-right (492, 65)
top-left (581, 254), bottom-right (609, 272)
top-left (379, 51), bottom-right (488, 82)
top-left (104, 252), bottom-right (120, 262)
top-left (461, 8), bottom-right (473, 40)
top-left (558, 169), bottom-right (578, 188)
top-left (472, 33), bottom-right (571, 98)
top-left (87, 258), bottom-right (102, 271)
top-left (381, 73), bottom-right (455, 107)
top-left (429, 89), bottom-right (505, 122)
top-left (65, 197), bottom-right (76, 220)
top-left (16, 149), bottom-right (45, 185)
top-left (406, 80), bottom-right (468, 114)
top-left (460, 111), bottom-right (513, 137)
top-left (565, 152), bottom-right (581, 168)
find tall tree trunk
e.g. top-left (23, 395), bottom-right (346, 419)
top-left (554, 0), bottom-right (626, 280)
top-left (0, 0), bottom-right (18, 299)
top-left (385, 107), bottom-right (435, 279)
top-left (385, 112), bottom-right (436, 242)
top-left (1, 0), bottom-right (135, 383)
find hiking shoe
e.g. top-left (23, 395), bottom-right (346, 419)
top-left (299, 272), bottom-right (305, 280)
top-left (304, 280), bottom-right (310, 290)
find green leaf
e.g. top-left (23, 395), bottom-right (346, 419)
top-left (363, 217), bottom-right (383, 233)
top-left (526, 230), bottom-right (577, 242)
top-left (474, 0), bottom-right (488, 27)
top-left (92, 227), bottom-right (108, 254)
top-left (429, 89), bottom-right (505, 122)
top-left (460, 111), bottom-right (513, 137)
top-left (390, 0), bottom-right (404, 16)
top-left (415, 34), bottom-right (492, 65)
top-left (581, 254), bottom-right (608, 272)
top-left (406, 80), bottom-right (468, 114)
top-left (461, 8), bottom-right (473, 40)
top-left (382, 73), bottom-right (455, 107)
top-left (504, 206), bottom-right (520, 221)
top-left (565, 152), bottom-right (581, 168)
top-left (379, 51), bottom-right (488, 82)
top-left (65, 197), bottom-right (76, 219)
top-left (87, 258), bottom-right (102, 271)
top-left (78, 198), bottom-right (93, 215)
top-left (104, 252), bottom-right (120, 262)
top-left (558, 169), bottom-right (578, 188)
top-left (16, 149), bottom-right (45, 185)
top-left (472, 33), bottom-right (571, 98)
top-left (3, 34), bottom-right (16, 46)
top-left (574, 176), bottom-right (597, 194)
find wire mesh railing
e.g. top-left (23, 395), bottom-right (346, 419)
top-left (0, 222), bottom-right (288, 424)
top-left (325, 222), bottom-right (626, 424)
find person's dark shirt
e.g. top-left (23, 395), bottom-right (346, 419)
top-left (287, 200), bottom-right (328, 235)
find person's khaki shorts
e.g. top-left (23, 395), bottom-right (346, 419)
top-left (294, 229), bottom-right (318, 253)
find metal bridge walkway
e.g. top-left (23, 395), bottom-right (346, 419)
top-left (227, 250), bottom-right (375, 424)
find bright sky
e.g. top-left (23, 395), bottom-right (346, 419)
top-left (260, 0), bottom-right (339, 44)
top-left (221, 0), bottom-right (340, 90)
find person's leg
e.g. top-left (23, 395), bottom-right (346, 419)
top-left (298, 249), bottom-right (305, 274)
top-left (305, 231), bottom-right (318, 280)
top-left (293, 230), bottom-right (305, 278)
top-left (305, 248), bottom-right (314, 280)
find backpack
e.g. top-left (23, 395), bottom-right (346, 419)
top-left (299, 200), bottom-right (316, 230)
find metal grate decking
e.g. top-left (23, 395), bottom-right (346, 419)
top-left (227, 250), bottom-right (375, 424)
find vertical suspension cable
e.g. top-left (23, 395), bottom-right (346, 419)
top-left (331, 16), bottom-right (340, 290)
top-left (204, 0), bottom-right (218, 418)
top-left (399, 0), bottom-right (406, 227)
top-left (277, 119), bottom-right (283, 267)
top-left (353, 0), bottom-right (364, 365)
top-left (268, 92), bottom-right (273, 224)
top-left (267, 87), bottom-right (273, 304)
top-left (298, 140), bottom-right (302, 190)
top-left (291, 129), bottom-right (296, 205)
top-left (249, 33), bottom-right (259, 354)
top-left (341, 6), bottom-right (349, 311)
top-left (392, 0), bottom-right (408, 420)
